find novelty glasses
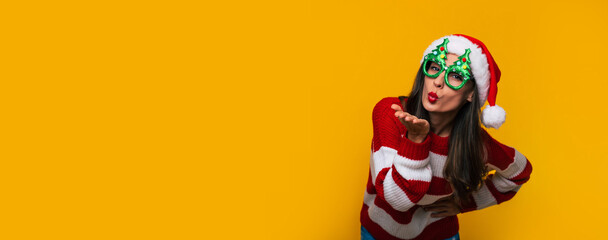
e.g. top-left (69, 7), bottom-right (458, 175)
top-left (422, 38), bottom-right (473, 90)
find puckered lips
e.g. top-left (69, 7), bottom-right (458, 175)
top-left (428, 91), bottom-right (438, 103)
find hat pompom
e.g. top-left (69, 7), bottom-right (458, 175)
top-left (481, 105), bottom-right (506, 129)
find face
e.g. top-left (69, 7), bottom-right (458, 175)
top-left (422, 53), bottom-right (475, 114)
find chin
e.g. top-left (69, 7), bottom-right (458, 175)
top-left (422, 99), bottom-right (446, 114)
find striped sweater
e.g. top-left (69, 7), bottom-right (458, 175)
top-left (360, 97), bottom-right (533, 240)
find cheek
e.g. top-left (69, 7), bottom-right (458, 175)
top-left (423, 78), bottom-right (434, 90)
top-left (441, 92), bottom-right (467, 107)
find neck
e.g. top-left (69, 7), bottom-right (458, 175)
top-left (428, 111), bottom-right (459, 137)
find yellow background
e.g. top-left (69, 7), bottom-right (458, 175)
top-left (2, 0), bottom-right (607, 239)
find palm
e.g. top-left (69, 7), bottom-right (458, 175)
top-left (391, 104), bottom-right (430, 138)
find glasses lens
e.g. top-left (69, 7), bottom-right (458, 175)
top-left (447, 72), bottom-right (464, 88)
top-left (423, 59), bottom-right (442, 78)
top-left (444, 66), bottom-right (468, 90)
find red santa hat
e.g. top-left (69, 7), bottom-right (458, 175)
top-left (419, 34), bottom-right (505, 129)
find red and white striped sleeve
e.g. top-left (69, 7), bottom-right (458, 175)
top-left (459, 129), bottom-right (533, 213)
top-left (370, 97), bottom-right (433, 212)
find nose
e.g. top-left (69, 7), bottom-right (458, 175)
top-left (433, 71), bottom-right (445, 88)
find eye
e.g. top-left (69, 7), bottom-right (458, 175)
top-left (449, 73), bottom-right (462, 81)
top-left (428, 62), bottom-right (442, 71)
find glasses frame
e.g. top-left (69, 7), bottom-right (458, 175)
top-left (422, 40), bottom-right (473, 91)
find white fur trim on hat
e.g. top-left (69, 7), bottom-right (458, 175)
top-left (481, 105), bottom-right (506, 129)
top-left (420, 35), bottom-right (490, 105)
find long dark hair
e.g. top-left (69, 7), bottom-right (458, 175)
top-left (398, 62), bottom-right (487, 205)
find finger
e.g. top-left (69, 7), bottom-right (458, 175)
top-left (410, 118), bottom-right (423, 126)
top-left (439, 194), bottom-right (454, 200)
top-left (431, 211), bottom-right (449, 218)
top-left (423, 196), bottom-right (456, 209)
top-left (395, 115), bottom-right (408, 126)
top-left (401, 114), bottom-right (416, 124)
top-left (413, 117), bottom-right (427, 124)
top-left (423, 199), bottom-right (447, 208)
top-left (396, 110), bottom-right (411, 118)
top-left (421, 202), bottom-right (438, 207)
top-left (435, 197), bottom-right (451, 203)
top-left (391, 104), bottom-right (403, 111)
top-left (396, 112), bottom-right (410, 122)
top-left (395, 111), bottom-right (406, 120)
top-left (424, 205), bottom-right (448, 212)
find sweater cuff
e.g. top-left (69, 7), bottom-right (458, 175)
top-left (396, 132), bottom-right (431, 169)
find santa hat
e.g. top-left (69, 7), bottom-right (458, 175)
top-left (419, 34), bottom-right (505, 129)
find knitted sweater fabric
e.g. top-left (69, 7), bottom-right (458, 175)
top-left (360, 97), bottom-right (533, 240)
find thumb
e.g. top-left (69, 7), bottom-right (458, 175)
top-left (391, 104), bottom-right (403, 111)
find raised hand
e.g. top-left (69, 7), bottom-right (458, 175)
top-left (391, 104), bottom-right (430, 143)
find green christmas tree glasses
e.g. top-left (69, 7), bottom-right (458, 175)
top-left (422, 38), bottom-right (473, 90)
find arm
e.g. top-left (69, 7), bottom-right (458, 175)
top-left (459, 129), bottom-right (533, 213)
top-left (370, 97), bottom-right (433, 212)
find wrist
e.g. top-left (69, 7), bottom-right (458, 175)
top-left (406, 132), bottom-right (427, 143)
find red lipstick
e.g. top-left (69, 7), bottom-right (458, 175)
top-left (428, 92), bottom-right (438, 103)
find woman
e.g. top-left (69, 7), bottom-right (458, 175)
top-left (360, 34), bottom-right (533, 240)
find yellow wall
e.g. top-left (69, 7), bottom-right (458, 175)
top-left (3, 0), bottom-right (608, 239)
